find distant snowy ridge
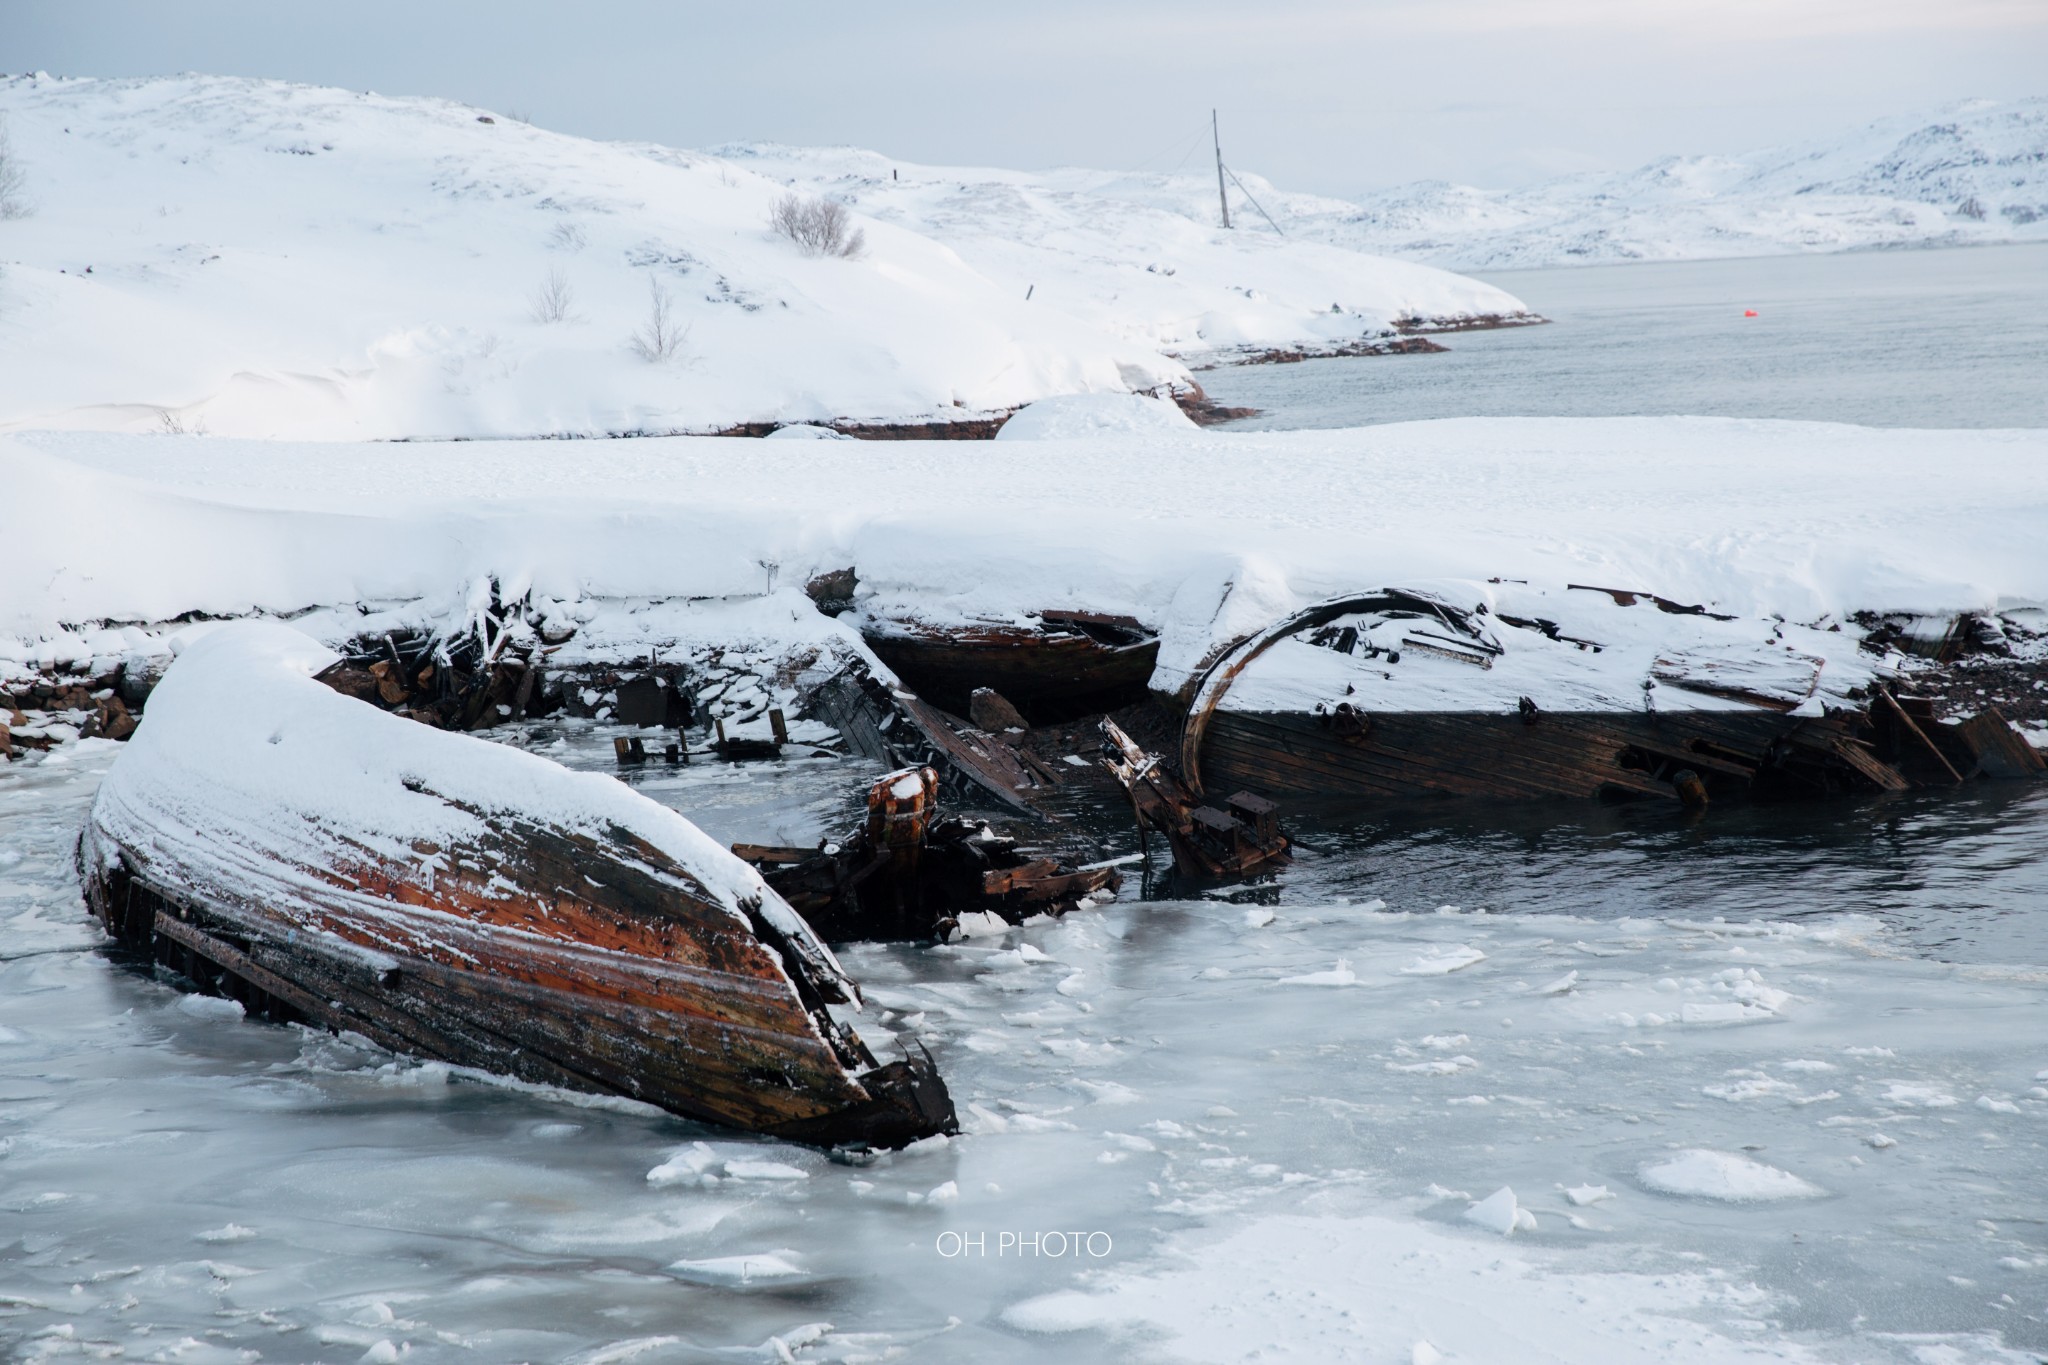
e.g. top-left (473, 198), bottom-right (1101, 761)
top-left (0, 73), bottom-right (1524, 441)
top-left (1322, 98), bottom-right (2048, 269)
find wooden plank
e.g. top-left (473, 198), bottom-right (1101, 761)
top-left (1957, 709), bottom-right (2047, 779)
top-left (154, 908), bottom-right (341, 1025)
top-left (1874, 688), bottom-right (1963, 785)
top-left (1822, 737), bottom-right (1913, 791)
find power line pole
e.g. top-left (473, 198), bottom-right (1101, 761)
top-left (1212, 109), bottom-right (1231, 230)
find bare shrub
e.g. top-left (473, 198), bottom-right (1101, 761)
top-left (0, 116), bottom-right (30, 221)
top-left (629, 275), bottom-right (686, 362)
top-left (546, 221), bottom-right (585, 251)
top-left (530, 267), bottom-right (575, 323)
top-left (769, 193), bottom-right (865, 259)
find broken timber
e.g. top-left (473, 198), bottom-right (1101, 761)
top-left (733, 767), bottom-right (1121, 942)
top-left (78, 622), bottom-right (954, 1148)
top-left (1101, 719), bottom-right (1290, 880)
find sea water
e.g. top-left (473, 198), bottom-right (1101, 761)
top-left (1200, 243), bottom-right (2048, 432)
top-left (5, 730), bottom-right (2048, 1364)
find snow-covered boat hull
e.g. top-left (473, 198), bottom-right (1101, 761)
top-left (77, 622), bottom-right (954, 1147)
top-left (1182, 589), bottom-right (2042, 807)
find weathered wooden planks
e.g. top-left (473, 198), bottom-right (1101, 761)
top-left (863, 615), bottom-right (1159, 722)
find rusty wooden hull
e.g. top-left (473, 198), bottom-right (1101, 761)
top-left (1198, 708), bottom-right (1877, 805)
top-left (83, 834), bottom-right (951, 1147)
top-left (863, 619), bottom-right (1159, 722)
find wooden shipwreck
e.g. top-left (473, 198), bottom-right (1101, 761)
top-left (858, 610), bottom-right (1159, 723)
top-left (77, 622), bottom-right (954, 1148)
top-left (1179, 589), bottom-right (2043, 807)
top-left (735, 765), bottom-right (1121, 942)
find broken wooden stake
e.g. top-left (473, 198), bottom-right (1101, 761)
top-left (1100, 718), bottom-right (1288, 880)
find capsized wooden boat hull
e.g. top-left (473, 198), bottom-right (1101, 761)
top-left (862, 612), bottom-right (1159, 722)
top-left (77, 621), bottom-right (954, 1148)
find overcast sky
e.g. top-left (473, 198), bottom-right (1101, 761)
top-left (12, 1), bottom-right (2045, 195)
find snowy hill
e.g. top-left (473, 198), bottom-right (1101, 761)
top-left (0, 74), bottom-right (1527, 440)
top-left (713, 145), bottom-right (1533, 354)
top-left (1324, 98), bottom-right (2048, 269)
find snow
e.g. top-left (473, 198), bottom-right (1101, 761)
top-left (79, 620), bottom-right (855, 1007)
top-left (994, 392), bottom-right (1197, 441)
top-left (1324, 98), bottom-right (2048, 270)
top-left (1006, 1209), bottom-right (1819, 1363)
top-left (6, 416), bottom-right (2045, 711)
top-left (1636, 1151), bottom-right (1827, 1203)
top-left (0, 73), bottom-right (1528, 441)
top-left (716, 142), bottom-right (1534, 354)
top-left (0, 73), bottom-right (1186, 439)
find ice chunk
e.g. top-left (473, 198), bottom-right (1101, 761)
top-left (1388, 1056), bottom-right (1479, 1075)
top-left (1279, 959), bottom-right (1356, 987)
top-left (667, 1250), bottom-right (811, 1286)
top-left (1243, 908), bottom-right (1275, 928)
top-left (1463, 1186), bottom-right (1531, 1235)
top-left (951, 911), bottom-right (1013, 940)
top-left (1563, 1185), bottom-right (1615, 1206)
top-left (1400, 946), bottom-right (1486, 976)
top-left (723, 1159), bottom-right (809, 1181)
top-left (1535, 970), bottom-right (1579, 996)
top-left (1976, 1095), bottom-right (2021, 1115)
top-left (1882, 1082), bottom-right (1958, 1108)
top-left (1637, 1150), bottom-right (1824, 1202)
top-left (193, 1223), bottom-right (259, 1243)
top-left (175, 994), bottom-right (246, 1020)
top-left (646, 1142), bottom-right (719, 1187)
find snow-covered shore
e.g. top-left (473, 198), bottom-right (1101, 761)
top-left (714, 144), bottom-right (1533, 357)
top-left (0, 73), bottom-right (1527, 441)
top-left (4, 414), bottom-right (2044, 699)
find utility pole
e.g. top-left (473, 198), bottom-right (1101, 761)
top-left (1212, 109), bottom-right (1231, 230)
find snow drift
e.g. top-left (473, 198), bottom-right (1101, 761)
top-left (4, 416), bottom-right (2044, 696)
